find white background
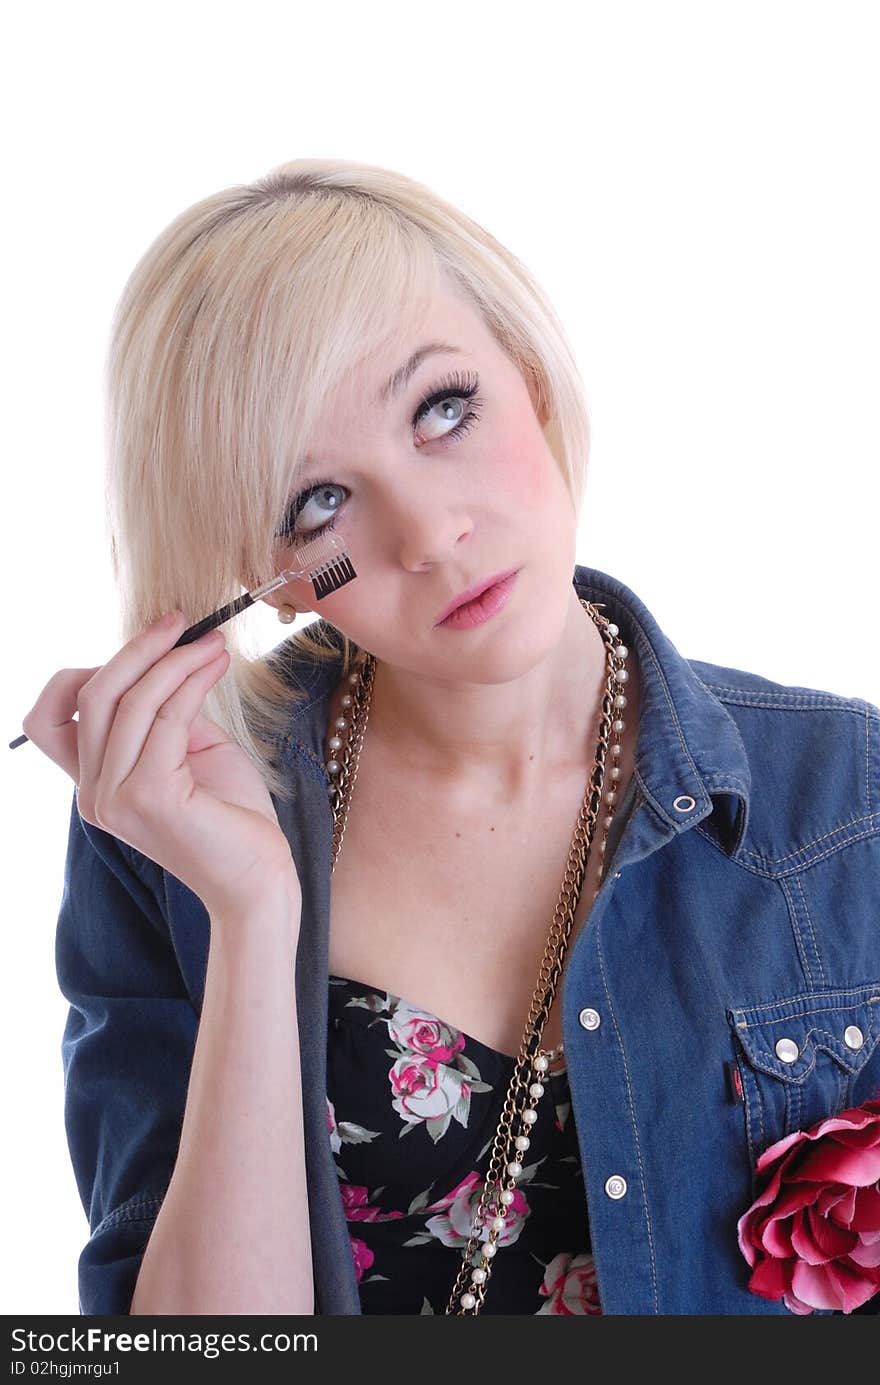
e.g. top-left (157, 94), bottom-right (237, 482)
top-left (2, 0), bottom-right (878, 1314)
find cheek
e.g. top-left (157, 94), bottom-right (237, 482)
top-left (493, 415), bottom-right (561, 512)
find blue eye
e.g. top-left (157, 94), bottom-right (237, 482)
top-left (413, 370), bottom-right (483, 441)
top-left (276, 370), bottom-right (483, 544)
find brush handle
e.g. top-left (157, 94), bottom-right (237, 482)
top-left (171, 591), bottom-right (256, 645)
top-left (8, 592), bottom-right (259, 749)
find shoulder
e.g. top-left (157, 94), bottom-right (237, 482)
top-left (686, 657), bottom-right (880, 869)
top-left (686, 654), bottom-right (878, 750)
top-left (688, 656), bottom-right (877, 715)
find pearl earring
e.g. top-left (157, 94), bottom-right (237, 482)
top-left (277, 604), bottom-right (297, 624)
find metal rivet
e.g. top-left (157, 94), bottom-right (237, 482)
top-left (775, 1038), bottom-right (800, 1063)
top-left (579, 1007), bottom-right (601, 1031)
top-left (605, 1175), bottom-right (627, 1200)
top-left (672, 795), bottom-right (696, 813)
top-left (844, 1025), bottom-right (864, 1050)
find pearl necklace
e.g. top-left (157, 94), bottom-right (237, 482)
top-left (319, 598), bottom-right (630, 1314)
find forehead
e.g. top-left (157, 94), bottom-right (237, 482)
top-left (350, 283), bottom-right (489, 398)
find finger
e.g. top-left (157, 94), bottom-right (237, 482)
top-left (20, 666), bottom-right (102, 781)
top-left (134, 647), bottom-right (231, 783)
top-left (99, 629), bottom-right (227, 794)
top-left (187, 707), bottom-right (236, 757)
top-left (75, 610), bottom-right (187, 796)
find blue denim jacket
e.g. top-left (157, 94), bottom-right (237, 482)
top-left (56, 564), bottom-right (880, 1315)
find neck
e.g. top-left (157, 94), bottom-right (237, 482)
top-left (364, 588), bottom-right (613, 801)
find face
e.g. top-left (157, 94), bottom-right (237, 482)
top-left (268, 277), bottom-right (580, 687)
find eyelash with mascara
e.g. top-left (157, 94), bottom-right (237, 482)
top-left (276, 369), bottom-right (484, 543)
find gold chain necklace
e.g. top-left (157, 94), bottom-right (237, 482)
top-left (324, 597), bottom-right (630, 1314)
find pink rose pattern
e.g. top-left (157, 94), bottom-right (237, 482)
top-left (326, 975), bottom-right (601, 1313)
top-left (537, 1252), bottom-right (603, 1314)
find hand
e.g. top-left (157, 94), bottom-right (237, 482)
top-left (22, 610), bottom-right (301, 921)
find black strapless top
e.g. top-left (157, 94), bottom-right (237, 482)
top-left (326, 974), bottom-right (602, 1315)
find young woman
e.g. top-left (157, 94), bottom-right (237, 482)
top-left (24, 159), bottom-right (880, 1317)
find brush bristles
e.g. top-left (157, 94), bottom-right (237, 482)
top-left (312, 553), bottom-right (357, 599)
top-left (279, 528), bottom-right (357, 599)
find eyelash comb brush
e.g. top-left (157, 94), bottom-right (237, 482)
top-left (8, 528), bottom-right (356, 750)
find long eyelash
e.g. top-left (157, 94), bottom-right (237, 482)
top-left (276, 370), bottom-right (484, 541)
top-left (413, 369), bottom-right (483, 436)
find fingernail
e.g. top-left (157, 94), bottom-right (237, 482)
top-left (157, 609), bottom-right (181, 629)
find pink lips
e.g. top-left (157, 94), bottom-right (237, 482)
top-left (435, 568), bottom-right (520, 625)
top-left (435, 569), bottom-right (520, 630)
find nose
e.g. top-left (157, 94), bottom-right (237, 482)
top-left (394, 498), bottom-right (474, 571)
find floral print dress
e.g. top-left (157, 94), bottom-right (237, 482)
top-left (326, 976), bottom-right (602, 1315)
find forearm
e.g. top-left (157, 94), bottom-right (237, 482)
top-left (130, 884), bottom-right (314, 1315)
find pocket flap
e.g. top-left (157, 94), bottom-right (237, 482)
top-left (728, 983), bottom-right (880, 1084)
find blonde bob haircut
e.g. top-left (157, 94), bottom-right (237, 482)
top-left (105, 157), bottom-right (591, 802)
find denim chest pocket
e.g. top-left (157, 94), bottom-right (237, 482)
top-left (727, 983), bottom-right (880, 1174)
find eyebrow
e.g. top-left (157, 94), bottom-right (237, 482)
top-left (378, 342), bottom-right (462, 403)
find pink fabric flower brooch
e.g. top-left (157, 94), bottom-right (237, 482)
top-left (737, 1098), bottom-right (880, 1314)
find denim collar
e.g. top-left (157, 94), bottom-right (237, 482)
top-left (270, 564), bottom-right (751, 858)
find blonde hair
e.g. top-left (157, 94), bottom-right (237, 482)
top-left (104, 158), bottom-right (591, 801)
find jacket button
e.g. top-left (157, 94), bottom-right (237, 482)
top-left (672, 795), bottom-right (696, 813)
top-left (844, 1025), bottom-right (864, 1050)
top-left (775, 1038), bottom-right (799, 1063)
top-left (579, 1007), bottom-right (601, 1031)
top-left (605, 1175), bottom-right (627, 1200)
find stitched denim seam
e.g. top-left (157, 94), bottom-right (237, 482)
top-left (733, 1034), bottom-right (879, 1083)
top-left (736, 1044), bottom-right (763, 1174)
top-left (866, 705), bottom-right (873, 816)
top-left (790, 1078), bottom-right (802, 1133)
top-left (700, 774), bottom-right (750, 794)
top-left (282, 739), bottom-right (332, 787)
top-left (94, 1195), bottom-right (163, 1237)
top-left (778, 828), bottom-right (879, 873)
top-left (741, 1047), bottom-right (819, 1083)
top-left (778, 875), bottom-right (817, 991)
top-left (733, 989), bottom-right (880, 1018)
top-left (736, 812), bottom-right (876, 863)
top-left (783, 1080), bottom-right (794, 1135)
top-left (741, 1066), bottom-right (758, 1173)
top-left (737, 819), bottom-right (880, 875)
top-left (794, 873), bottom-right (826, 988)
top-left (733, 1033), bottom-right (822, 1085)
top-left (700, 685), bottom-right (877, 716)
top-left (752, 1022), bottom-right (878, 1055)
top-left (595, 919), bottom-right (659, 1313)
top-left (692, 823), bottom-right (880, 878)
